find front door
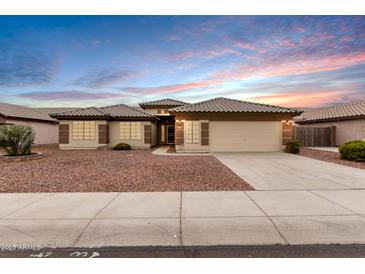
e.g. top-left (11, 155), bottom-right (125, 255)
top-left (167, 125), bottom-right (175, 144)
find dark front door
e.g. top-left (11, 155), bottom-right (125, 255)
top-left (167, 125), bottom-right (175, 144)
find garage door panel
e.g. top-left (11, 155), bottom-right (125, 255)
top-left (210, 121), bottom-right (281, 152)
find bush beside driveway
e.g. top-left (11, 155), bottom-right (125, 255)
top-left (0, 147), bottom-right (252, 193)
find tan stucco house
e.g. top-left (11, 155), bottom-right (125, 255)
top-left (50, 97), bottom-right (301, 152)
top-left (0, 102), bottom-right (72, 145)
top-left (294, 100), bottom-right (365, 146)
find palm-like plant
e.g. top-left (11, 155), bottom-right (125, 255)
top-left (0, 125), bottom-right (35, 156)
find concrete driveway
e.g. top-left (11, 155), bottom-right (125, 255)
top-left (214, 152), bottom-right (365, 190)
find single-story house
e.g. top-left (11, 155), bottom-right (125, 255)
top-left (0, 102), bottom-right (74, 145)
top-left (50, 97), bottom-right (301, 152)
top-left (294, 100), bottom-right (365, 146)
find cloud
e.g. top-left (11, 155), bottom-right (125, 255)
top-left (164, 34), bottom-right (181, 41)
top-left (18, 90), bottom-right (125, 101)
top-left (122, 80), bottom-right (220, 96)
top-left (0, 45), bottom-right (59, 87)
top-left (248, 89), bottom-right (363, 108)
top-left (213, 52), bottom-right (365, 81)
top-left (71, 69), bottom-right (137, 88)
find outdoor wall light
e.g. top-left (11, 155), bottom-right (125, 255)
top-left (285, 120), bottom-right (291, 126)
top-left (176, 120), bottom-right (182, 127)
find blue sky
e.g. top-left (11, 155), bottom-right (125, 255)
top-left (0, 16), bottom-right (364, 107)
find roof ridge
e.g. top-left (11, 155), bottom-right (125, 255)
top-left (99, 103), bottom-right (155, 118)
top-left (172, 97), bottom-right (299, 112)
top-left (123, 104), bottom-right (155, 117)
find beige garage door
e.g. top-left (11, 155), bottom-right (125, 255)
top-left (210, 121), bottom-right (282, 152)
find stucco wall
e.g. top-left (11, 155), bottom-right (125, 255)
top-left (143, 108), bottom-right (170, 116)
top-left (295, 119), bottom-right (365, 146)
top-left (59, 120), bottom-right (108, 150)
top-left (5, 118), bottom-right (58, 145)
top-left (175, 120), bottom-right (209, 152)
top-left (109, 121), bottom-right (154, 149)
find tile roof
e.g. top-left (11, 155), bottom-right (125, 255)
top-left (99, 104), bottom-right (155, 118)
top-left (170, 97), bottom-right (301, 114)
top-left (139, 98), bottom-right (188, 107)
top-left (50, 104), bottom-right (156, 119)
top-left (294, 100), bottom-right (365, 123)
top-left (0, 102), bottom-right (56, 122)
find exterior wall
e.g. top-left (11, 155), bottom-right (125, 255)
top-left (174, 113), bottom-right (295, 152)
top-left (175, 120), bottom-right (209, 152)
top-left (5, 118), bottom-right (58, 145)
top-left (295, 119), bottom-right (365, 146)
top-left (109, 121), bottom-right (155, 149)
top-left (143, 108), bottom-right (170, 116)
top-left (59, 120), bottom-right (108, 150)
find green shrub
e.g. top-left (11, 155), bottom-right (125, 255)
top-left (0, 125), bottom-right (35, 156)
top-left (113, 143), bottom-right (131, 150)
top-left (285, 140), bottom-right (301, 154)
top-left (339, 140), bottom-right (365, 162)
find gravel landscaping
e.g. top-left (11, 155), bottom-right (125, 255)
top-left (0, 147), bottom-right (253, 193)
top-left (300, 147), bottom-right (365, 170)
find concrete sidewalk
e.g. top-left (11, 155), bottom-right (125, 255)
top-left (1, 190), bottom-right (365, 248)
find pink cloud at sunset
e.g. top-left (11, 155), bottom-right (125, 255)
top-left (248, 90), bottom-right (352, 108)
top-left (213, 52), bottom-right (365, 82)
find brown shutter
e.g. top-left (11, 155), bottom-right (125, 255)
top-left (282, 121), bottom-right (294, 145)
top-left (144, 125), bottom-right (152, 144)
top-left (59, 124), bottom-right (69, 144)
top-left (175, 121), bottom-right (184, 145)
top-left (201, 122), bottom-right (209, 146)
top-left (98, 124), bottom-right (109, 144)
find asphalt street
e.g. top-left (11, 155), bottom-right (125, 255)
top-left (2, 244), bottom-right (365, 258)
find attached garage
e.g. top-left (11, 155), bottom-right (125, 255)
top-left (209, 121), bottom-right (282, 152)
top-left (170, 97), bottom-right (301, 153)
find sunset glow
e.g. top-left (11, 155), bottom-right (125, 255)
top-left (0, 16), bottom-right (364, 107)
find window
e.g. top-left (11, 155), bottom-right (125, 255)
top-left (157, 109), bottom-right (162, 114)
top-left (185, 120), bottom-right (199, 144)
top-left (84, 121), bottom-right (96, 140)
top-left (120, 122), bottom-right (141, 140)
top-left (130, 122), bottom-right (141, 140)
top-left (72, 121), bottom-right (84, 140)
top-left (120, 122), bottom-right (130, 140)
top-left (72, 121), bottom-right (95, 140)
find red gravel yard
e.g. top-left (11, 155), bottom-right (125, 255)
top-left (300, 148), bottom-right (365, 170)
top-left (0, 147), bottom-right (253, 192)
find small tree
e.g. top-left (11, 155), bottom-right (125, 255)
top-left (0, 125), bottom-right (35, 156)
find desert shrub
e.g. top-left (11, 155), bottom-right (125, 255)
top-left (339, 140), bottom-right (365, 162)
top-left (285, 140), bottom-right (301, 154)
top-left (113, 143), bottom-right (131, 150)
top-left (0, 125), bottom-right (35, 156)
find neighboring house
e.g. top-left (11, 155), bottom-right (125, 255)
top-left (50, 97), bottom-right (301, 152)
top-left (294, 100), bottom-right (365, 146)
top-left (0, 103), bottom-right (76, 145)
top-left (0, 103), bottom-right (58, 145)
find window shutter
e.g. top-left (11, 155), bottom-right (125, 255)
top-left (59, 124), bottom-right (69, 144)
top-left (144, 124), bottom-right (152, 144)
top-left (201, 122), bottom-right (209, 146)
top-left (98, 124), bottom-right (109, 144)
top-left (175, 121), bottom-right (184, 145)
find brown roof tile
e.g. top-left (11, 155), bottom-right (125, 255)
top-left (170, 97), bottom-right (301, 114)
top-left (294, 100), bottom-right (365, 123)
top-left (99, 104), bottom-right (155, 118)
top-left (139, 98), bottom-right (188, 107)
top-left (0, 102), bottom-right (56, 122)
top-left (50, 104), bottom-right (156, 119)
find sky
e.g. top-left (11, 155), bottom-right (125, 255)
top-left (0, 15), bottom-right (364, 108)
